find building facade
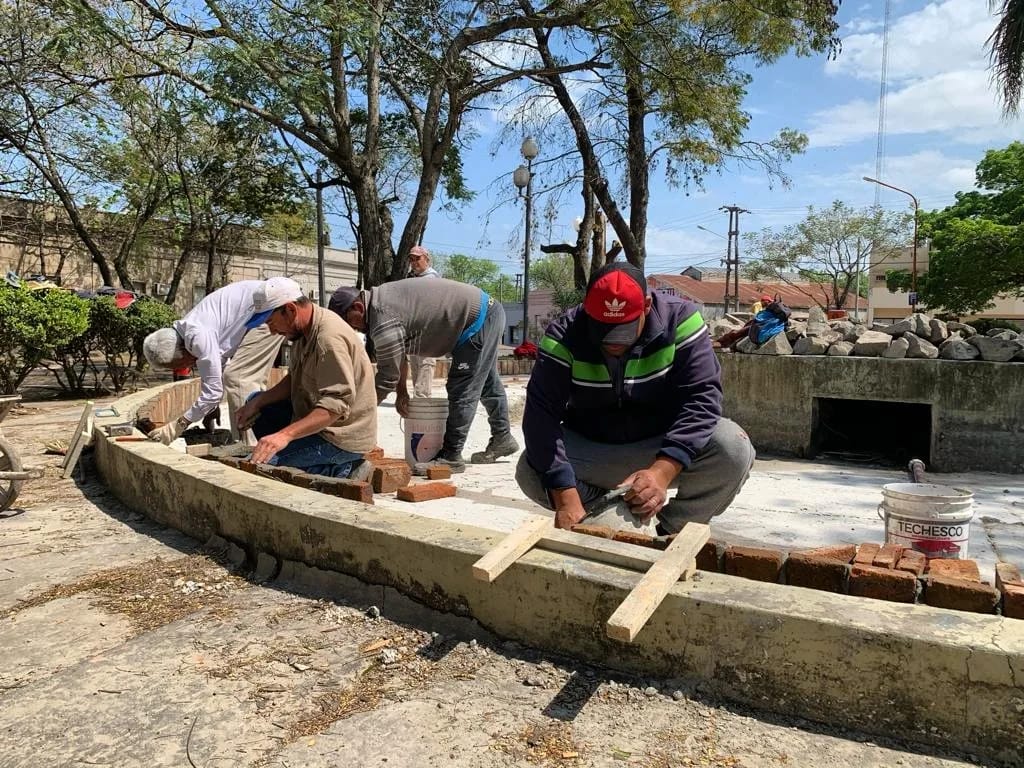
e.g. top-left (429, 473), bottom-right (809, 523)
top-left (0, 196), bottom-right (357, 313)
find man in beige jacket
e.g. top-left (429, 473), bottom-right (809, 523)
top-left (234, 277), bottom-right (377, 479)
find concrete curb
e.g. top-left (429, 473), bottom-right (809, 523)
top-left (94, 382), bottom-right (1024, 766)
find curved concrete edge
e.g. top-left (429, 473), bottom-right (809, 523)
top-left (94, 384), bottom-right (1024, 765)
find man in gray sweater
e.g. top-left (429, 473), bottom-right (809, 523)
top-left (329, 278), bottom-right (518, 472)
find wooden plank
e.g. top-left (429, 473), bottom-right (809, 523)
top-left (605, 523), bottom-right (711, 644)
top-left (537, 528), bottom-right (661, 572)
top-left (61, 400), bottom-right (94, 480)
top-left (471, 516), bottom-right (554, 583)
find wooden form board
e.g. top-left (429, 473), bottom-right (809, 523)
top-left (605, 523), bottom-right (710, 643)
top-left (470, 517), bottom-right (711, 643)
top-left (61, 400), bottom-right (94, 480)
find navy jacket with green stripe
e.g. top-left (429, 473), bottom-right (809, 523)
top-left (524, 291), bottom-right (722, 491)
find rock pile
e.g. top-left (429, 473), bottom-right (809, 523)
top-left (712, 308), bottom-right (1024, 362)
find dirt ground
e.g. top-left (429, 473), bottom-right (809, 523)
top-left (0, 393), bottom-right (990, 768)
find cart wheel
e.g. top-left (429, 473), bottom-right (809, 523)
top-left (0, 436), bottom-right (23, 511)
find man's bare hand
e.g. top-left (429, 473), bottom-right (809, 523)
top-left (235, 400), bottom-right (260, 430)
top-left (550, 486), bottom-right (587, 530)
top-left (251, 432), bottom-right (291, 465)
top-left (623, 457), bottom-right (682, 520)
top-left (555, 506), bottom-right (586, 530)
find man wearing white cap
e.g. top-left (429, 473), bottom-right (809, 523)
top-left (233, 277), bottom-right (377, 478)
top-left (142, 279), bottom-right (284, 445)
top-left (406, 245), bottom-right (440, 398)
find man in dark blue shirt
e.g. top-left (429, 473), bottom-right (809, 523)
top-left (517, 262), bottom-right (754, 533)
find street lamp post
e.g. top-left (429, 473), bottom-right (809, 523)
top-left (513, 137), bottom-right (539, 342)
top-left (863, 176), bottom-right (919, 311)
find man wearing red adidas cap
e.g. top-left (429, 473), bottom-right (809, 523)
top-left (517, 262), bottom-right (755, 534)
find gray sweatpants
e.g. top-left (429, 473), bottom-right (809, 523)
top-left (515, 418), bottom-right (755, 534)
top-left (223, 325), bottom-right (285, 445)
top-left (441, 300), bottom-right (511, 458)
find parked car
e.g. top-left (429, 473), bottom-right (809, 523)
top-left (513, 340), bottom-right (538, 360)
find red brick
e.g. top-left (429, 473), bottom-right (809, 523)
top-left (363, 447), bottom-right (385, 461)
top-left (797, 544), bottom-right (856, 563)
top-left (785, 552), bottom-right (848, 593)
top-left (611, 530), bottom-right (660, 549)
top-left (872, 543), bottom-right (903, 569)
top-left (995, 563), bottom-right (1023, 590)
top-left (570, 524), bottom-right (616, 540)
top-left (1001, 584), bottom-right (1024, 620)
top-left (848, 565), bottom-right (918, 603)
top-left (396, 482), bottom-right (457, 503)
top-left (372, 464), bottom-right (412, 493)
top-left (218, 456), bottom-right (244, 470)
top-left (237, 460), bottom-right (258, 474)
top-left (724, 546), bottom-right (785, 583)
top-left (994, 564), bottom-right (1024, 620)
top-left (315, 477), bottom-right (374, 505)
top-left (290, 472), bottom-right (317, 489)
top-left (854, 543), bottom-right (881, 565)
top-left (895, 557), bottom-right (926, 577)
top-left (924, 576), bottom-right (999, 614)
top-left (696, 541), bottom-right (724, 572)
top-left (426, 466), bottom-right (452, 480)
top-left (925, 559), bottom-right (981, 582)
top-left (269, 466), bottom-right (302, 482)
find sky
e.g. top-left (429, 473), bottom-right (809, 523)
top-left (333, 0), bottom-right (1023, 279)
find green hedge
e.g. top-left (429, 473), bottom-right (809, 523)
top-left (0, 285), bottom-right (179, 395)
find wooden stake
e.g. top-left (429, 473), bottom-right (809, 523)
top-left (472, 516), bottom-right (553, 583)
top-left (61, 400), bottom-right (94, 480)
top-left (605, 523), bottom-right (710, 643)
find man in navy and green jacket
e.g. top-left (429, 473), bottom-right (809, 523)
top-left (517, 262), bottom-right (754, 534)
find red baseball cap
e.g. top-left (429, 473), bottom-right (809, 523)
top-left (583, 262), bottom-right (647, 346)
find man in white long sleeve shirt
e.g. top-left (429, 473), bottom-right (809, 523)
top-left (142, 279), bottom-right (284, 444)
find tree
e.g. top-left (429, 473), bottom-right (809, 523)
top-left (517, 0), bottom-right (839, 270)
top-left (744, 201), bottom-right (912, 310)
top-left (73, 0), bottom-right (607, 288)
top-left (887, 143), bottom-right (1024, 314)
top-left (530, 254), bottom-right (584, 312)
top-left (989, 0), bottom-right (1024, 115)
top-left (435, 253), bottom-right (499, 287)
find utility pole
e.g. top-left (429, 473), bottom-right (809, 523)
top-left (720, 204), bottom-right (750, 313)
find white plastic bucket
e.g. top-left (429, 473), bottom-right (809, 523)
top-left (877, 483), bottom-right (974, 560)
top-left (401, 397), bottom-right (449, 467)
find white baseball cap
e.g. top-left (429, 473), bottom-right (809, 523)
top-left (245, 277), bottom-right (304, 329)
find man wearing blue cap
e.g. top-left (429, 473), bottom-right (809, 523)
top-left (233, 277), bottom-right (377, 478)
top-left (142, 279), bottom-right (284, 445)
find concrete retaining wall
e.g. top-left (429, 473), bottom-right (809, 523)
top-left (94, 381), bottom-right (1024, 765)
top-left (719, 355), bottom-right (1024, 473)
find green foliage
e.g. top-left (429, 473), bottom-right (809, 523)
top-left (902, 142), bottom-right (1024, 314)
top-left (49, 296), bottom-right (179, 394)
top-left (0, 287), bottom-right (90, 394)
top-left (436, 253), bottom-right (499, 288)
top-left (530, 256), bottom-right (585, 311)
top-left (744, 201), bottom-right (912, 309)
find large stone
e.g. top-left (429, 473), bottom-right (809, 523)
top-left (990, 329), bottom-right (1020, 341)
top-left (939, 336), bottom-right (980, 361)
top-left (881, 336), bottom-right (910, 359)
top-left (829, 320), bottom-right (853, 338)
top-left (806, 306), bottom-right (829, 336)
top-left (911, 312), bottom-right (931, 337)
top-left (883, 318), bottom-right (913, 336)
top-left (793, 336), bottom-right (830, 355)
top-left (709, 316), bottom-right (744, 340)
top-left (735, 336), bottom-right (757, 354)
top-left (785, 320), bottom-right (807, 343)
top-left (852, 330), bottom-right (893, 357)
top-left (947, 321), bottom-right (977, 337)
top-left (844, 324), bottom-right (867, 343)
top-left (906, 334), bottom-right (939, 360)
top-left (929, 318), bottom-right (948, 344)
top-left (968, 335), bottom-right (1020, 362)
top-left (1014, 341), bottom-right (1024, 362)
top-left (985, 327), bottom-right (1018, 338)
top-left (751, 332), bottom-right (793, 355)
top-left (827, 341), bottom-right (854, 356)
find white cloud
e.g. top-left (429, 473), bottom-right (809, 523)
top-left (827, 0), bottom-right (997, 82)
top-left (844, 17), bottom-right (885, 34)
top-left (808, 69), bottom-right (1022, 146)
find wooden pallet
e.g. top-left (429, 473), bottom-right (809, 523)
top-left (471, 516), bottom-right (710, 643)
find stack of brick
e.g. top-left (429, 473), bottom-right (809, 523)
top-left (568, 525), bottom-right (1022, 619)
